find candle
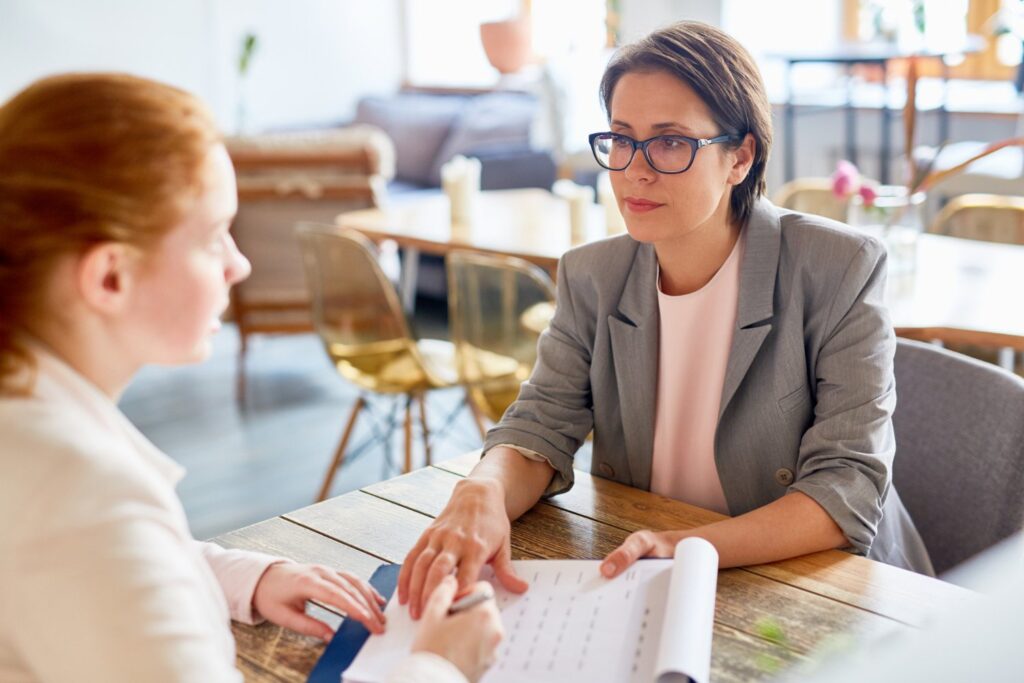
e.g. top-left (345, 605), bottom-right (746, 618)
top-left (597, 171), bottom-right (625, 234)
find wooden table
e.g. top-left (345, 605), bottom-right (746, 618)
top-left (336, 189), bottom-right (609, 310)
top-left (337, 191), bottom-right (1024, 351)
top-left (888, 233), bottom-right (1024, 352)
top-left (216, 451), bottom-right (973, 682)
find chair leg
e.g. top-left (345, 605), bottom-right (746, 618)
top-left (998, 346), bottom-right (1015, 371)
top-left (317, 395), bottom-right (365, 502)
top-left (466, 389), bottom-right (488, 440)
top-left (236, 329), bottom-right (248, 407)
top-left (403, 394), bottom-right (414, 473)
top-left (417, 392), bottom-right (431, 466)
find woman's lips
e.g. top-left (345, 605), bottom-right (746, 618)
top-left (623, 197), bottom-right (664, 213)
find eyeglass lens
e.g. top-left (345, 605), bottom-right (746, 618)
top-left (592, 134), bottom-right (693, 173)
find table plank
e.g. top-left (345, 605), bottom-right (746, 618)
top-left (214, 516), bottom-right (385, 581)
top-left (432, 453), bottom-right (974, 626)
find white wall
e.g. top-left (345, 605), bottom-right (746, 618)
top-left (0, 0), bottom-right (404, 133)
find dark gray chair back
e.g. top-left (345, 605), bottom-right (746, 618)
top-left (892, 339), bottom-right (1024, 575)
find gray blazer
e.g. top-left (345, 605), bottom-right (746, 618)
top-left (484, 197), bottom-right (934, 575)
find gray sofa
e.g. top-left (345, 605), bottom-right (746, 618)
top-left (353, 90), bottom-right (557, 300)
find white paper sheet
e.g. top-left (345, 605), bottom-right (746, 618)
top-left (343, 539), bottom-right (718, 683)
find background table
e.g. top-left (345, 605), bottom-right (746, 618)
top-left (338, 191), bottom-right (1024, 351)
top-left (215, 451), bottom-right (973, 682)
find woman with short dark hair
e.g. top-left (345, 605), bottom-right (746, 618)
top-left (399, 20), bottom-right (932, 619)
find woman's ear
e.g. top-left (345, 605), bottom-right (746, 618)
top-left (727, 133), bottom-right (756, 185)
top-left (76, 242), bottom-right (140, 315)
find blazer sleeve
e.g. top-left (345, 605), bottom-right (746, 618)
top-left (482, 254), bottom-right (594, 496)
top-left (788, 237), bottom-right (897, 556)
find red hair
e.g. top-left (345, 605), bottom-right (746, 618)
top-left (0, 72), bottom-right (221, 393)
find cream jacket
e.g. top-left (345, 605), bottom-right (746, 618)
top-left (0, 349), bottom-right (465, 683)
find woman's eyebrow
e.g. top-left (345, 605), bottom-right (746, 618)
top-left (651, 122), bottom-right (696, 134)
top-left (610, 119), bottom-right (633, 130)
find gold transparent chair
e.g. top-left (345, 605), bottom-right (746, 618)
top-left (297, 222), bottom-right (461, 501)
top-left (772, 178), bottom-right (849, 222)
top-left (446, 251), bottom-right (557, 435)
top-left (929, 193), bottom-right (1024, 246)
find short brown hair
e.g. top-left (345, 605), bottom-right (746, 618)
top-left (599, 21), bottom-right (772, 225)
top-left (0, 73), bottom-right (221, 393)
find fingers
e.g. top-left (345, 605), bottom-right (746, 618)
top-left (419, 574), bottom-right (458, 625)
top-left (398, 535), bottom-right (429, 605)
top-left (311, 576), bottom-right (385, 634)
top-left (601, 530), bottom-right (656, 578)
top-left (418, 550), bottom-right (459, 619)
top-left (490, 541), bottom-right (528, 594)
top-left (272, 608), bottom-right (335, 642)
top-left (329, 570), bottom-right (387, 625)
top-left (407, 545), bottom-right (440, 621)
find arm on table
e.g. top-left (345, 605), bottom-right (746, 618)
top-left (605, 237), bottom-right (896, 571)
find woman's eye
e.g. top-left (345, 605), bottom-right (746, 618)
top-left (612, 137), bottom-right (632, 149)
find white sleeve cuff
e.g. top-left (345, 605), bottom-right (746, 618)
top-left (384, 652), bottom-right (469, 683)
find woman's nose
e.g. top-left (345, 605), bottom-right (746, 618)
top-left (623, 146), bottom-right (656, 183)
top-left (225, 234), bottom-right (252, 284)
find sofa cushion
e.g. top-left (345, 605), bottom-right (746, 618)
top-left (354, 95), bottom-right (465, 185)
top-left (428, 92), bottom-right (536, 185)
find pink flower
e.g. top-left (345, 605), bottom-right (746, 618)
top-left (858, 183), bottom-right (878, 207)
top-left (831, 160), bottom-right (860, 198)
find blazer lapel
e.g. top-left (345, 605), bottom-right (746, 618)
top-left (719, 197), bottom-right (781, 421)
top-left (608, 243), bottom-right (659, 490)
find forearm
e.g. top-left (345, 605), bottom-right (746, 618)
top-left (465, 446), bottom-right (556, 521)
top-left (681, 492), bottom-right (848, 568)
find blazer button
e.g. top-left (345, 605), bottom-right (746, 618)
top-left (774, 468), bottom-right (795, 486)
top-left (598, 462), bottom-right (615, 478)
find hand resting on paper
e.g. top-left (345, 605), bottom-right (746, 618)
top-left (601, 493), bottom-right (849, 577)
top-left (398, 477), bottom-right (528, 620)
top-left (252, 562), bottom-right (387, 641)
top-left (601, 529), bottom-right (689, 578)
top-left (399, 447), bottom-right (559, 619)
top-left (411, 575), bottom-right (504, 683)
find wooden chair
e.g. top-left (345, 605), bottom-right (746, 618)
top-left (929, 193), bottom-right (1024, 245)
top-left (296, 223), bottom-right (461, 501)
top-left (446, 251), bottom-right (556, 435)
top-left (771, 178), bottom-right (849, 222)
top-left (227, 127), bottom-right (394, 403)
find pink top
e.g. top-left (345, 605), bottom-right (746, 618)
top-left (649, 231), bottom-right (745, 515)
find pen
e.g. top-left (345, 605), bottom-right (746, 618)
top-left (447, 585), bottom-right (495, 615)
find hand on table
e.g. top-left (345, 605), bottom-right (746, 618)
top-left (253, 562), bottom-right (387, 641)
top-left (600, 529), bottom-right (688, 578)
top-left (398, 478), bottom-right (528, 620)
top-left (412, 576), bottom-right (504, 683)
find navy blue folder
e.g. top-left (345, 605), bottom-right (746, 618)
top-left (307, 563), bottom-right (400, 683)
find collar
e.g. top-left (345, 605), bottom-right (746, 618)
top-left (27, 343), bottom-right (186, 486)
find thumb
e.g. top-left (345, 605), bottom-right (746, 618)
top-left (420, 574), bottom-right (458, 625)
top-left (491, 541), bottom-right (528, 593)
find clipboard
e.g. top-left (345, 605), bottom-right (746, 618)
top-left (307, 563), bottom-right (400, 683)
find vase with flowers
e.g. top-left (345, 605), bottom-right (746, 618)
top-left (831, 159), bottom-right (926, 276)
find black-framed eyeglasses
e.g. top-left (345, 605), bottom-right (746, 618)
top-left (588, 131), bottom-right (742, 174)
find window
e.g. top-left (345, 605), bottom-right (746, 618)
top-left (401, 0), bottom-right (607, 88)
top-left (843, 0), bottom-right (1020, 80)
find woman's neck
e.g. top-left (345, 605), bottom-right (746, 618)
top-left (654, 214), bottom-right (741, 296)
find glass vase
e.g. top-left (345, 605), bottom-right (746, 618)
top-left (847, 185), bottom-right (926, 277)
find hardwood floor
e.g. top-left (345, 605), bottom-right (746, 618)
top-left (119, 318), bottom-right (485, 541)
